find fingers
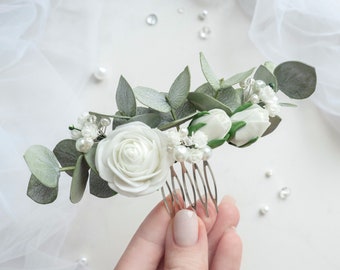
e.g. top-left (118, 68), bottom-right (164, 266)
top-left (164, 210), bottom-right (208, 270)
top-left (114, 199), bottom-right (171, 270)
top-left (208, 196), bottom-right (240, 264)
top-left (211, 228), bottom-right (242, 270)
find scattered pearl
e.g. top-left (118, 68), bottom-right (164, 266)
top-left (198, 26), bottom-right (211, 40)
top-left (145, 14), bottom-right (158, 25)
top-left (259, 205), bottom-right (270, 215)
top-left (177, 8), bottom-right (184, 14)
top-left (198, 10), bottom-right (208, 20)
top-left (77, 257), bottom-right (88, 266)
top-left (265, 169), bottom-right (273, 178)
top-left (93, 67), bottom-right (107, 81)
top-left (278, 187), bottom-right (291, 199)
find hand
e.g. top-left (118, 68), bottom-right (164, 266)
top-left (114, 196), bottom-right (242, 270)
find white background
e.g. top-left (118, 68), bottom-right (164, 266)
top-left (1, 0), bottom-right (340, 269)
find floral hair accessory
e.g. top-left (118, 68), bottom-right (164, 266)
top-left (23, 53), bottom-right (316, 216)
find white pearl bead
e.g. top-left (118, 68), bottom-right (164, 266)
top-left (76, 137), bottom-right (94, 153)
top-left (94, 67), bottom-right (107, 80)
top-left (173, 145), bottom-right (188, 162)
top-left (77, 257), bottom-right (88, 266)
top-left (259, 205), bottom-right (269, 215)
top-left (202, 146), bottom-right (212, 160)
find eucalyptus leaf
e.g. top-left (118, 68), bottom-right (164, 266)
top-left (199, 52), bottom-right (220, 91)
top-left (187, 92), bottom-right (232, 115)
top-left (216, 87), bottom-right (242, 112)
top-left (27, 174), bottom-right (58, 204)
top-left (53, 139), bottom-right (80, 176)
top-left (195, 82), bottom-right (216, 97)
top-left (89, 170), bottom-right (117, 198)
top-left (279, 102), bottom-right (297, 107)
top-left (24, 145), bottom-right (60, 188)
top-left (254, 65), bottom-right (278, 91)
top-left (133, 87), bottom-right (171, 113)
top-left (70, 155), bottom-right (89, 203)
top-left (174, 101), bottom-right (196, 119)
top-left (128, 113), bottom-right (161, 128)
top-left (221, 67), bottom-right (255, 88)
top-left (262, 116), bottom-right (282, 137)
top-left (274, 61), bottom-right (316, 99)
top-left (168, 66), bottom-right (190, 110)
top-left (112, 111), bottom-right (129, 130)
top-left (116, 76), bottom-right (136, 116)
top-left (84, 143), bottom-right (98, 174)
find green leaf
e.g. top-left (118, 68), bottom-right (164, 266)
top-left (128, 113), bottom-right (161, 128)
top-left (27, 174), bottom-right (58, 204)
top-left (216, 87), bottom-right (242, 112)
top-left (279, 102), bottom-right (297, 107)
top-left (262, 116), bottom-right (282, 137)
top-left (195, 82), bottom-right (216, 97)
top-left (168, 66), bottom-right (191, 109)
top-left (84, 143), bottom-right (98, 174)
top-left (112, 111), bottom-right (129, 130)
top-left (208, 138), bottom-right (226, 149)
top-left (53, 139), bottom-right (80, 176)
top-left (221, 67), bottom-right (255, 88)
top-left (188, 123), bottom-right (206, 136)
top-left (254, 65), bottom-right (278, 91)
top-left (24, 145), bottom-right (60, 188)
top-left (70, 155), bottom-right (89, 203)
top-left (116, 76), bottom-right (136, 117)
top-left (199, 52), bottom-right (220, 91)
top-left (274, 61), bottom-right (317, 99)
top-left (187, 92), bottom-right (232, 115)
top-left (133, 87), bottom-right (171, 113)
top-left (227, 121), bottom-right (246, 140)
top-left (89, 170), bottom-right (117, 198)
top-left (174, 101), bottom-right (196, 119)
top-left (232, 102), bottom-right (253, 114)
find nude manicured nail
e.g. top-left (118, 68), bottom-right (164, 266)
top-left (173, 210), bottom-right (198, 246)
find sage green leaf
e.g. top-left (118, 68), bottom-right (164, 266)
top-left (158, 112), bottom-right (197, 131)
top-left (116, 76), bottom-right (136, 117)
top-left (254, 65), bottom-right (278, 91)
top-left (84, 143), bottom-right (98, 174)
top-left (27, 174), bottom-right (58, 204)
top-left (188, 92), bottom-right (232, 115)
top-left (133, 87), bottom-right (171, 113)
top-left (129, 113), bottom-right (161, 128)
top-left (208, 139), bottom-right (226, 149)
top-left (262, 116), bottom-right (282, 137)
top-left (195, 82), bottom-right (216, 97)
top-left (175, 101), bottom-right (196, 119)
top-left (274, 61), bottom-right (316, 99)
top-left (221, 67), bottom-right (255, 88)
top-left (264, 61), bottom-right (276, 73)
top-left (279, 102), bottom-right (297, 107)
top-left (199, 52), bottom-right (220, 91)
top-left (136, 106), bottom-right (153, 115)
top-left (168, 66), bottom-right (191, 110)
top-left (70, 155), bottom-right (89, 203)
top-left (24, 145), bottom-right (60, 188)
top-left (89, 170), bottom-right (117, 198)
top-left (216, 87), bottom-right (242, 112)
top-left (53, 139), bottom-right (80, 176)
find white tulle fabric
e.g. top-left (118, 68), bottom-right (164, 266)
top-left (0, 0), bottom-right (100, 268)
top-left (247, 0), bottom-right (340, 134)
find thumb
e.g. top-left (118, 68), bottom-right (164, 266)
top-left (164, 209), bottom-right (208, 270)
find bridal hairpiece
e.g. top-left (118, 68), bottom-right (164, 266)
top-left (24, 53), bottom-right (316, 216)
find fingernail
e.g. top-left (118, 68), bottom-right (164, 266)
top-left (221, 195), bottom-right (236, 205)
top-left (173, 209), bottom-right (198, 246)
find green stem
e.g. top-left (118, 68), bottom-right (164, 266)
top-left (59, 166), bottom-right (76, 172)
top-left (89, 111), bottom-right (131, 120)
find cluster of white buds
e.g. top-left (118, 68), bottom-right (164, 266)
top-left (241, 78), bottom-right (281, 117)
top-left (70, 112), bottom-right (111, 153)
top-left (166, 127), bottom-right (212, 164)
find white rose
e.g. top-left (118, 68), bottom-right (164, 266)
top-left (230, 104), bottom-right (270, 147)
top-left (190, 109), bottom-right (232, 142)
top-left (95, 122), bottom-right (171, 197)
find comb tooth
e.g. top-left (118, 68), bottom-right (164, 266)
top-left (161, 161), bottom-right (218, 217)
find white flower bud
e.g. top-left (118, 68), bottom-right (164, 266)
top-left (190, 109), bottom-right (232, 142)
top-left (166, 130), bottom-right (181, 147)
top-left (230, 104), bottom-right (271, 147)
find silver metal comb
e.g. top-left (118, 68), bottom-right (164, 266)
top-left (161, 160), bottom-right (218, 217)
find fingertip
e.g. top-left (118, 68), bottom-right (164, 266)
top-left (218, 195), bottom-right (240, 227)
